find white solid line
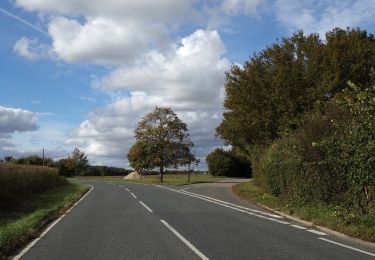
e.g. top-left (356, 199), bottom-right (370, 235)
top-left (319, 238), bottom-right (375, 257)
top-left (307, 229), bottom-right (326, 236)
top-left (160, 220), bottom-right (209, 260)
top-left (139, 201), bottom-right (153, 212)
top-left (290, 224), bottom-right (307, 230)
top-left (155, 185), bottom-right (288, 224)
top-left (130, 192), bottom-right (137, 199)
top-left (13, 185), bottom-right (94, 260)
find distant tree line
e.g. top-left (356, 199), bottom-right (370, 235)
top-left (209, 28), bottom-right (375, 217)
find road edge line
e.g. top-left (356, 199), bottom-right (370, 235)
top-left (12, 185), bottom-right (94, 260)
top-left (319, 238), bottom-right (375, 257)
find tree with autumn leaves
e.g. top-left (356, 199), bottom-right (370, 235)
top-left (128, 107), bottom-right (199, 182)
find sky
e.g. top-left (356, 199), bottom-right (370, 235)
top-left (1, 0), bottom-right (374, 169)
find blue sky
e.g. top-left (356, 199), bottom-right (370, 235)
top-left (1, 0), bottom-right (374, 168)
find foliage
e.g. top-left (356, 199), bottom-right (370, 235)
top-left (14, 155), bottom-right (54, 167)
top-left (0, 182), bottom-right (88, 257)
top-left (0, 164), bottom-right (66, 208)
top-left (69, 148), bottom-right (89, 176)
top-left (57, 158), bottom-right (76, 177)
top-left (128, 107), bottom-right (198, 182)
top-left (81, 165), bottom-right (131, 176)
top-left (206, 148), bottom-right (251, 177)
top-left (217, 28), bottom-right (375, 149)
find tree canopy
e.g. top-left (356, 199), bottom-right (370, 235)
top-left (217, 28), bottom-right (375, 149)
top-left (128, 107), bottom-right (198, 182)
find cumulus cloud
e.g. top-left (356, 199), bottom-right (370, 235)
top-left (15, 0), bottom-right (197, 65)
top-left (0, 106), bottom-right (38, 134)
top-left (274, 0), bottom-right (375, 35)
top-left (13, 37), bottom-right (48, 59)
top-left (67, 30), bottom-right (230, 167)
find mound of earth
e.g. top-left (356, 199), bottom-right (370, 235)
top-left (124, 171), bottom-right (141, 179)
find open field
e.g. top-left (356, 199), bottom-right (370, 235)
top-left (77, 173), bottom-right (226, 185)
top-left (232, 181), bottom-right (375, 243)
top-left (0, 181), bottom-right (89, 258)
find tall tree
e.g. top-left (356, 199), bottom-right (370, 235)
top-left (217, 28), bottom-right (375, 150)
top-left (128, 107), bottom-right (198, 182)
top-left (69, 148), bottom-right (89, 176)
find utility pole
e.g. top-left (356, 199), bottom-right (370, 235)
top-left (42, 148), bottom-right (45, 166)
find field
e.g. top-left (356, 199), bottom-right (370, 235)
top-left (77, 173), bottom-right (225, 185)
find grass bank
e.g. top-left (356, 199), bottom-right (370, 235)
top-left (0, 181), bottom-right (89, 258)
top-left (232, 181), bottom-right (375, 243)
top-left (78, 174), bottom-right (224, 185)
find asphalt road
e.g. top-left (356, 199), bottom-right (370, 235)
top-left (16, 181), bottom-right (375, 259)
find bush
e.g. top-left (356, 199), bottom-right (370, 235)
top-left (257, 79), bottom-right (375, 215)
top-left (0, 164), bottom-right (66, 208)
top-left (206, 148), bottom-right (251, 177)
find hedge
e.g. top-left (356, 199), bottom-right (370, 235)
top-left (0, 164), bottom-right (67, 208)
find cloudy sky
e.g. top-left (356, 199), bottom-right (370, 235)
top-left (1, 0), bottom-right (374, 168)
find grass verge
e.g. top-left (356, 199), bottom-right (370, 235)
top-left (78, 174), bottom-right (224, 185)
top-left (232, 181), bottom-right (375, 243)
top-left (0, 181), bottom-right (89, 258)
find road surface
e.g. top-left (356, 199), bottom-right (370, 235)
top-left (15, 181), bottom-right (375, 259)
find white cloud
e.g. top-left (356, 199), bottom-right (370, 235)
top-left (0, 106), bottom-right (38, 133)
top-left (274, 0), bottom-right (375, 35)
top-left (15, 0), bottom-right (197, 65)
top-left (68, 30), bottom-right (230, 167)
top-left (13, 37), bottom-right (48, 59)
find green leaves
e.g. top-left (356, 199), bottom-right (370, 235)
top-left (128, 107), bottom-right (198, 179)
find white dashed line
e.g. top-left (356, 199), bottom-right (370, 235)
top-left (124, 187), bottom-right (130, 191)
top-left (130, 192), bottom-right (137, 199)
top-left (319, 238), bottom-right (375, 257)
top-left (160, 220), bottom-right (209, 260)
top-left (307, 229), bottom-right (326, 236)
top-left (290, 224), bottom-right (307, 230)
top-left (139, 201), bottom-right (153, 212)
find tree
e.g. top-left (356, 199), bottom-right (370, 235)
top-left (217, 28), bottom-right (375, 150)
top-left (57, 158), bottom-right (76, 176)
top-left (206, 148), bottom-right (251, 177)
top-left (69, 148), bottom-right (89, 176)
top-left (128, 107), bottom-right (198, 182)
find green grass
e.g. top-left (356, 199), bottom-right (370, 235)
top-left (78, 174), bottom-right (225, 185)
top-left (232, 181), bottom-right (375, 243)
top-left (0, 181), bottom-right (89, 258)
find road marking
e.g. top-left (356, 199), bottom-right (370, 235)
top-left (319, 238), bottom-right (375, 257)
top-left (13, 185), bottom-right (94, 260)
top-left (124, 187), bottom-right (130, 191)
top-left (139, 201), bottom-right (153, 212)
top-left (155, 185), bottom-right (288, 224)
top-left (118, 185), bottom-right (123, 187)
top-left (160, 220), bottom-right (209, 260)
top-left (307, 229), bottom-right (326, 236)
top-left (290, 224), bottom-right (307, 230)
top-left (130, 192), bottom-right (137, 199)
top-left (181, 190), bottom-right (283, 219)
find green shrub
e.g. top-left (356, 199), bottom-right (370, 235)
top-left (206, 148), bottom-right (251, 177)
top-left (0, 164), bottom-right (67, 208)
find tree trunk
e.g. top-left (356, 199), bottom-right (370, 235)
top-left (160, 165), bottom-right (164, 182)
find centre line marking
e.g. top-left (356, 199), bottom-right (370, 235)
top-left (319, 238), bottom-right (375, 257)
top-left (124, 187), bottom-right (130, 191)
top-left (130, 192), bottom-right (137, 199)
top-left (139, 201), bottom-right (153, 212)
top-left (160, 220), bottom-right (209, 260)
